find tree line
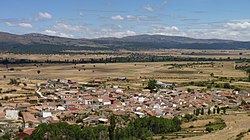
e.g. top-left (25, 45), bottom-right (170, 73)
top-left (1, 55), bottom-right (250, 65)
top-left (23, 116), bottom-right (182, 140)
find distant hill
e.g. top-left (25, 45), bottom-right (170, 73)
top-left (0, 32), bottom-right (249, 54)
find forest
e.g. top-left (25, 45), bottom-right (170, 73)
top-left (23, 116), bottom-right (181, 140)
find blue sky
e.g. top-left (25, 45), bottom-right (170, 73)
top-left (1, 0), bottom-right (250, 40)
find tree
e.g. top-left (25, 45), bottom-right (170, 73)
top-left (9, 79), bottom-right (19, 86)
top-left (25, 122), bottom-right (109, 140)
top-left (206, 127), bottom-right (213, 133)
top-left (213, 108), bottom-right (216, 114)
top-left (196, 108), bottom-right (200, 116)
top-left (210, 73), bottom-right (214, 77)
top-left (217, 107), bottom-right (221, 114)
top-left (208, 108), bottom-right (211, 115)
top-left (246, 68), bottom-right (250, 74)
top-left (25, 116), bottom-right (181, 140)
top-left (109, 115), bottom-right (116, 140)
top-left (23, 83), bottom-right (27, 86)
top-left (223, 83), bottom-right (231, 89)
top-left (241, 100), bottom-right (247, 105)
top-left (146, 79), bottom-right (157, 92)
top-left (221, 107), bottom-right (227, 114)
top-left (37, 70), bottom-right (41, 74)
top-left (201, 108), bottom-right (204, 115)
top-left (193, 109), bottom-right (196, 115)
top-left (187, 88), bottom-right (192, 93)
top-left (207, 84), bottom-right (212, 89)
top-left (183, 114), bottom-right (193, 122)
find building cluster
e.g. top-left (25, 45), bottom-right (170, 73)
top-left (0, 79), bottom-right (249, 138)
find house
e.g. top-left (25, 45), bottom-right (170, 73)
top-left (0, 112), bottom-right (5, 120)
top-left (42, 112), bottom-right (52, 118)
top-left (156, 81), bottom-right (178, 88)
top-left (98, 118), bottom-right (108, 124)
top-left (116, 77), bottom-right (127, 81)
top-left (115, 88), bottom-right (123, 94)
top-left (103, 99), bottom-right (111, 105)
top-left (5, 110), bottom-right (19, 120)
top-left (134, 112), bottom-right (145, 118)
top-left (18, 128), bottom-right (35, 139)
top-left (22, 112), bottom-right (40, 128)
top-left (57, 106), bottom-right (66, 111)
top-left (82, 95), bottom-right (94, 105)
top-left (138, 97), bottom-right (146, 103)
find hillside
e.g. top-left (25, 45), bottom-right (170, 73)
top-left (0, 32), bottom-right (249, 54)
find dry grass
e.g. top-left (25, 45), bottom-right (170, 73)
top-left (181, 119), bottom-right (216, 129)
top-left (243, 132), bottom-right (250, 140)
top-left (1, 49), bottom-right (250, 61)
top-left (179, 113), bottom-right (250, 140)
top-left (0, 61), bottom-right (247, 84)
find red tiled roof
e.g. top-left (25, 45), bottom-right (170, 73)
top-left (68, 107), bottom-right (78, 111)
top-left (23, 129), bottom-right (35, 135)
top-left (49, 120), bottom-right (60, 124)
top-left (22, 112), bottom-right (40, 123)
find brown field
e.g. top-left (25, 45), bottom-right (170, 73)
top-left (181, 119), bottom-right (216, 129)
top-left (1, 49), bottom-right (250, 62)
top-left (0, 61), bottom-right (249, 89)
top-left (0, 51), bottom-right (250, 139)
top-left (179, 113), bottom-right (250, 140)
top-left (243, 132), bottom-right (250, 140)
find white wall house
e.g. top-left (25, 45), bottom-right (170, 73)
top-left (5, 110), bottom-right (19, 120)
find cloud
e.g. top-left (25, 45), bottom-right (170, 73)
top-left (162, 0), bottom-right (168, 6)
top-left (224, 21), bottom-right (250, 30)
top-left (144, 5), bottom-right (154, 12)
top-left (101, 24), bottom-right (123, 30)
top-left (79, 12), bottom-right (84, 16)
top-left (111, 15), bottom-right (124, 20)
top-left (5, 22), bottom-right (14, 26)
top-left (146, 21), bottom-right (250, 41)
top-left (44, 30), bottom-right (74, 38)
top-left (143, 1), bottom-right (167, 13)
top-left (80, 9), bottom-right (127, 13)
top-left (1, 12), bottom-right (52, 25)
top-left (181, 18), bottom-right (200, 22)
top-left (187, 21), bottom-right (250, 41)
top-left (18, 23), bottom-right (32, 28)
top-left (53, 23), bottom-right (89, 32)
top-left (38, 12), bottom-right (52, 19)
top-left (148, 24), bottom-right (186, 36)
top-left (92, 29), bottom-right (136, 38)
top-left (126, 15), bottom-right (147, 21)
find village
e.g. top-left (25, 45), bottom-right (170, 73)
top-left (0, 77), bottom-right (249, 139)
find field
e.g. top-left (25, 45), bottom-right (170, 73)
top-left (0, 60), bottom-right (249, 92)
top-left (1, 51), bottom-right (250, 139)
top-left (0, 61), bottom-right (248, 84)
top-left (1, 49), bottom-right (250, 61)
top-left (179, 113), bottom-right (250, 140)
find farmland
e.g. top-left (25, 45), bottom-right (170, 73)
top-left (0, 50), bottom-right (250, 140)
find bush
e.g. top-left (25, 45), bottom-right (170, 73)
top-left (206, 127), bottom-right (214, 133)
top-left (223, 83), bottom-right (231, 89)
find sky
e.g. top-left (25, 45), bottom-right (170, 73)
top-left (1, 0), bottom-right (250, 41)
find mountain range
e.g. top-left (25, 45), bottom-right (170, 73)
top-left (0, 31), bottom-right (249, 54)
